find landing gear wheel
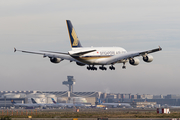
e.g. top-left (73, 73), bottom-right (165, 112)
top-left (109, 66), bottom-right (115, 70)
top-left (109, 66), bottom-right (112, 70)
top-left (113, 67), bottom-right (115, 70)
top-left (99, 66), bottom-right (107, 71)
top-left (87, 66), bottom-right (90, 70)
top-left (122, 66), bottom-right (126, 69)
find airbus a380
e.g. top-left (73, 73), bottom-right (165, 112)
top-left (14, 20), bottom-right (162, 70)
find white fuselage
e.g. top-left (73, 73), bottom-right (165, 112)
top-left (13, 103), bottom-right (40, 107)
top-left (69, 47), bottom-right (128, 65)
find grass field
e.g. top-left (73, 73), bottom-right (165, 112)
top-left (0, 108), bottom-right (180, 118)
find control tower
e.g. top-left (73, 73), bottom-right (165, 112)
top-left (62, 76), bottom-right (75, 92)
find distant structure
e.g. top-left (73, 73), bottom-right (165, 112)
top-left (62, 76), bottom-right (75, 92)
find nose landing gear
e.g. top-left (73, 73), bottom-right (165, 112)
top-left (122, 62), bottom-right (126, 69)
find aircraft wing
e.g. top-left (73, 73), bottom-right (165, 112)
top-left (105, 46), bottom-right (162, 65)
top-left (14, 48), bottom-right (80, 62)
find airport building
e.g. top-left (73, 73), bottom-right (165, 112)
top-left (0, 90), bottom-right (100, 108)
top-left (0, 76), bottom-right (102, 108)
top-left (1, 90), bottom-right (180, 108)
top-left (1, 76), bottom-right (180, 108)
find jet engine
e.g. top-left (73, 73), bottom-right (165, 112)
top-left (76, 62), bottom-right (85, 66)
top-left (129, 58), bottom-right (140, 66)
top-left (50, 57), bottom-right (62, 63)
top-left (143, 55), bottom-right (153, 62)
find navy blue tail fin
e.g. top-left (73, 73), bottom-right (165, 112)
top-left (97, 98), bottom-right (102, 104)
top-left (31, 98), bottom-right (37, 104)
top-left (66, 20), bottom-right (82, 48)
top-left (11, 100), bottom-right (16, 104)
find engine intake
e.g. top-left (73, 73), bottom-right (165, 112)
top-left (50, 57), bottom-right (62, 63)
top-left (129, 58), bottom-right (140, 66)
top-left (143, 55), bottom-right (153, 62)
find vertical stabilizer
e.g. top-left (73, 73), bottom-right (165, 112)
top-left (31, 98), bottom-right (37, 104)
top-left (51, 98), bottom-right (57, 104)
top-left (66, 20), bottom-right (82, 49)
top-left (11, 100), bottom-right (16, 104)
top-left (97, 98), bottom-right (102, 104)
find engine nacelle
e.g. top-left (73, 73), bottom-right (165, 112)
top-left (76, 62), bottom-right (85, 66)
top-left (129, 58), bottom-right (140, 66)
top-left (50, 57), bottom-right (62, 63)
top-left (143, 55), bottom-right (153, 62)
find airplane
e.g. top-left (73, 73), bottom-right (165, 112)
top-left (31, 98), bottom-right (65, 108)
top-left (97, 98), bottom-right (131, 108)
top-left (11, 99), bottom-right (40, 107)
top-left (50, 98), bottom-right (67, 107)
top-left (51, 98), bottom-right (85, 107)
top-left (14, 20), bottom-right (162, 71)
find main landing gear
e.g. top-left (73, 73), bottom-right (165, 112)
top-left (109, 65), bottom-right (115, 70)
top-left (87, 65), bottom-right (97, 70)
top-left (99, 65), bottom-right (107, 70)
top-left (87, 64), bottom-right (126, 71)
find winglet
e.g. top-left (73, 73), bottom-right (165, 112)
top-left (14, 48), bottom-right (16, 52)
top-left (158, 46), bottom-right (162, 51)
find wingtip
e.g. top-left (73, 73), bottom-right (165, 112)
top-left (14, 48), bottom-right (16, 52)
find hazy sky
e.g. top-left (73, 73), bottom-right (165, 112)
top-left (1, 0), bottom-right (180, 95)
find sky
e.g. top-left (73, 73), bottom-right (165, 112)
top-left (0, 0), bottom-right (180, 95)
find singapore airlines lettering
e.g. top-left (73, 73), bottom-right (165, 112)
top-left (100, 51), bottom-right (126, 55)
top-left (14, 20), bottom-right (162, 71)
